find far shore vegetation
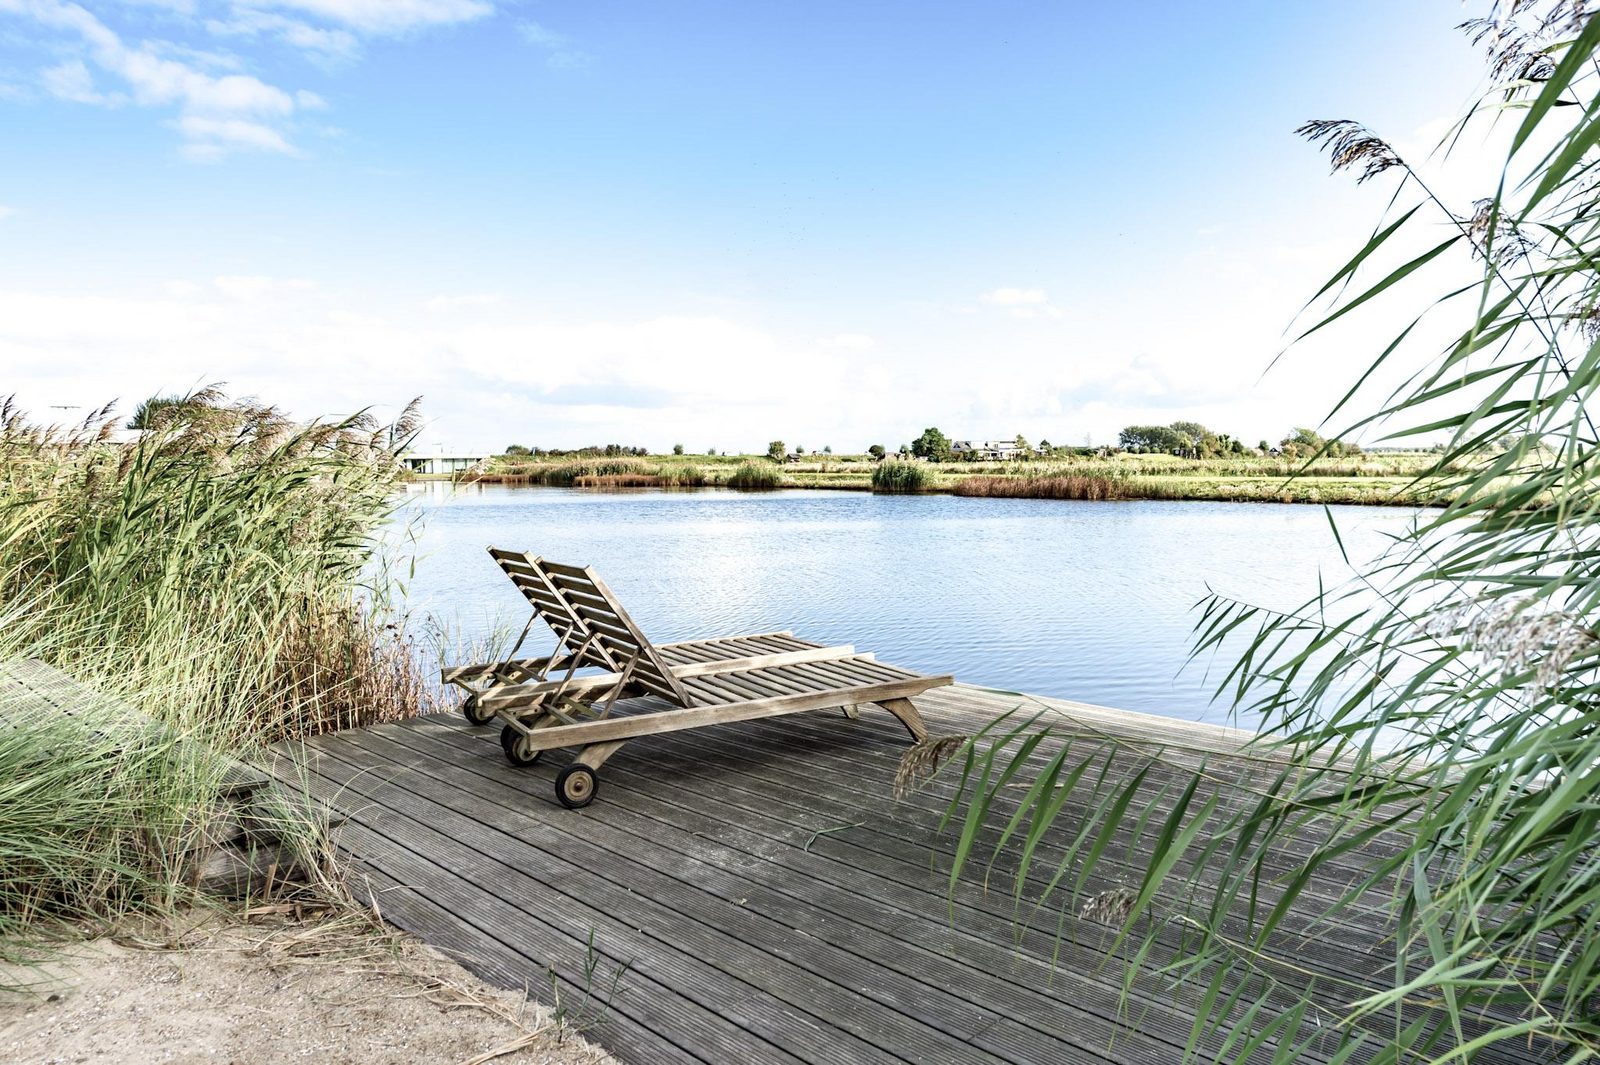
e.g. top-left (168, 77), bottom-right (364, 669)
top-left (454, 422), bottom-right (1476, 505)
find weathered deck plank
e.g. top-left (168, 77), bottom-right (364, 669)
top-left (272, 683), bottom-right (1545, 1065)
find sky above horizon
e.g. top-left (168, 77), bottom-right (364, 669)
top-left (1, 2), bottom-right (1501, 453)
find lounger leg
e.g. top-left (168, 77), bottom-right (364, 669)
top-left (874, 697), bottom-right (929, 742)
top-left (840, 704), bottom-right (860, 720)
top-left (554, 740), bottom-right (628, 810)
top-left (575, 740), bottom-right (627, 771)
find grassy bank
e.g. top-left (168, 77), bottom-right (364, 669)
top-left (0, 394), bottom-right (434, 959)
top-left (468, 450), bottom-right (1451, 505)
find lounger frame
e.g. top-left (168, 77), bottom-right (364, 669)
top-left (441, 547), bottom-right (952, 807)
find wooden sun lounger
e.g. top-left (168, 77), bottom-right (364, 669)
top-left (441, 547), bottom-right (953, 808)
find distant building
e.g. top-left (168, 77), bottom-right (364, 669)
top-left (401, 451), bottom-right (488, 476)
top-left (950, 439), bottom-right (1028, 461)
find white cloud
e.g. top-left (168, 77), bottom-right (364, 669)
top-left (982, 287), bottom-right (1048, 306)
top-left (0, 280), bottom-right (916, 452)
top-left (177, 116), bottom-right (295, 158)
top-left (0, 204), bottom-right (15, 220)
top-left (6, 0), bottom-right (313, 157)
top-left (0, 224), bottom-right (1448, 455)
top-left (3, 0), bottom-right (488, 155)
top-left (425, 291), bottom-right (501, 312)
top-left (244, 0), bottom-right (493, 34)
top-left (41, 58), bottom-right (118, 104)
top-left (518, 19), bottom-right (589, 69)
top-left (203, 11), bottom-right (361, 62)
top-left (979, 287), bottom-right (1063, 319)
top-left (212, 274), bottom-right (315, 297)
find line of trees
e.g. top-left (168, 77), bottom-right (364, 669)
top-left (1118, 421), bottom-right (1363, 459)
top-left (500, 424), bottom-right (1369, 463)
top-left (503, 444), bottom-right (651, 458)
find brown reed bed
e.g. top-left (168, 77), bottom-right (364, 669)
top-left (953, 474), bottom-right (1128, 501)
top-left (572, 473), bottom-right (663, 488)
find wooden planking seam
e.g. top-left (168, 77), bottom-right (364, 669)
top-left (339, 724), bottom-right (1200, 1065)
top-left (427, 705), bottom-right (1403, 983)
top-left (622, 706), bottom-right (1409, 952)
top-left (410, 715), bottom-right (1396, 1008)
top-left (301, 739), bottom-right (1013, 1065)
top-left (353, 720), bottom-right (1307, 1064)
top-left (316, 812), bottom-right (771, 1064)
top-left (292, 751), bottom-right (852, 1065)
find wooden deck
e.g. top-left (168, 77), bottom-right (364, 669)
top-left (274, 683), bottom-right (1545, 1065)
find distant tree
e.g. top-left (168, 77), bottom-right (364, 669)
top-left (766, 440), bottom-right (786, 463)
top-left (707, 448), bottom-right (718, 456)
top-left (910, 427), bottom-right (952, 462)
top-left (1038, 438), bottom-right (1052, 452)
top-left (795, 445), bottom-right (806, 455)
top-left (1280, 427), bottom-right (1365, 459)
top-left (822, 445), bottom-right (832, 454)
top-left (1258, 440), bottom-right (1272, 453)
top-left (1169, 420), bottom-right (1223, 457)
top-left (1279, 426), bottom-right (1365, 459)
top-left (867, 444), bottom-right (886, 460)
top-left (1119, 425), bottom-right (1185, 453)
top-left (672, 443), bottom-right (684, 455)
top-left (1119, 422), bottom-right (1230, 457)
top-left (504, 444), bottom-right (532, 456)
top-left (1014, 434), bottom-right (1031, 457)
top-left (126, 393), bottom-right (194, 430)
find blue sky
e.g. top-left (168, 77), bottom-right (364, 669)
top-left (1, 2), bottom-right (1493, 452)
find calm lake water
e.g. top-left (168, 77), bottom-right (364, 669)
top-left (395, 485), bottom-right (1418, 726)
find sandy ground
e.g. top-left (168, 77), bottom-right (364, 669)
top-left (0, 913), bottom-right (616, 1065)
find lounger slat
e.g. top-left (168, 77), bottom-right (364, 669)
top-left (761, 662), bottom-right (850, 693)
top-left (684, 674), bottom-right (764, 705)
top-left (538, 559), bottom-right (599, 580)
top-left (812, 658), bottom-right (905, 686)
top-left (671, 647), bottom-right (855, 680)
top-left (657, 645), bottom-right (715, 666)
top-left (508, 577), bottom-right (563, 605)
top-left (496, 559), bottom-right (544, 582)
top-left (658, 630), bottom-right (796, 649)
top-left (546, 575), bottom-right (605, 602)
top-left (569, 607), bottom-right (647, 647)
top-left (556, 586), bottom-right (613, 612)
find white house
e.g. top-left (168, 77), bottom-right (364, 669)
top-left (950, 439), bottom-right (1027, 461)
top-left (401, 451), bottom-right (488, 476)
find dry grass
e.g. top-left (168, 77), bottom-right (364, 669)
top-left (572, 473), bottom-right (662, 488)
top-left (894, 734), bottom-right (972, 799)
top-left (953, 474), bottom-right (1128, 501)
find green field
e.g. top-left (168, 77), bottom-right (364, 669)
top-left (467, 450), bottom-right (1452, 505)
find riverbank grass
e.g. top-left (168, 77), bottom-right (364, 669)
top-left (0, 395), bottom-right (435, 960)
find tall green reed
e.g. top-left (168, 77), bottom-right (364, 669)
top-left (926, 5), bottom-right (1600, 1059)
top-left (0, 392), bottom-right (434, 955)
top-left (870, 460), bottom-right (931, 493)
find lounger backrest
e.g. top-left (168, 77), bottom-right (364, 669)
top-left (534, 559), bottom-right (695, 708)
top-left (488, 548), bottom-right (619, 671)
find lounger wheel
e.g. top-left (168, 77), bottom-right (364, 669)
top-left (461, 694), bottom-right (495, 726)
top-left (555, 764), bottom-right (598, 809)
top-left (500, 724), bottom-right (543, 766)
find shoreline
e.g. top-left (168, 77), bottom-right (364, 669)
top-left (410, 471), bottom-right (1446, 507)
